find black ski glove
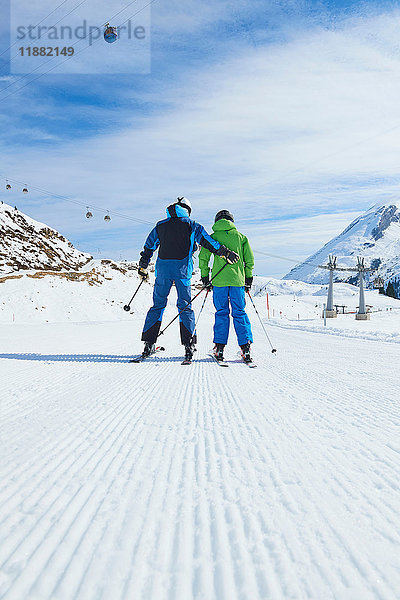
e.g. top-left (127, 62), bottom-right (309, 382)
top-left (245, 277), bottom-right (253, 292)
top-left (201, 276), bottom-right (213, 291)
top-left (216, 245), bottom-right (239, 264)
top-left (138, 266), bottom-right (149, 281)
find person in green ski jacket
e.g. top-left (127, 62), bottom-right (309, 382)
top-left (199, 209), bottom-right (255, 363)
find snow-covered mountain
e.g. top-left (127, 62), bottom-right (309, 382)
top-left (284, 201), bottom-right (400, 285)
top-left (0, 201), bottom-right (92, 274)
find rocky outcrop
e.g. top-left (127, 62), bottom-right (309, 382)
top-left (0, 202), bottom-right (92, 273)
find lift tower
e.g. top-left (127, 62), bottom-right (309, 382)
top-left (319, 255), bottom-right (338, 318)
top-left (340, 257), bottom-right (374, 320)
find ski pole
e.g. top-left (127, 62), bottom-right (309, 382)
top-left (246, 290), bottom-right (277, 354)
top-left (159, 262), bottom-right (229, 337)
top-left (191, 288), bottom-right (210, 343)
top-left (123, 278), bottom-right (145, 312)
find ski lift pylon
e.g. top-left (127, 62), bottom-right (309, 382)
top-left (104, 23), bottom-right (118, 43)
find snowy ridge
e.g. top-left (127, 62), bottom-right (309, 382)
top-left (284, 200), bottom-right (400, 285)
top-left (0, 201), bottom-right (92, 274)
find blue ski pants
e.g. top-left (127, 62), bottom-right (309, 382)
top-left (213, 286), bottom-right (253, 347)
top-left (142, 277), bottom-right (195, 345)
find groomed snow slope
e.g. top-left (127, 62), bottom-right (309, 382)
top-left (0, 279), bottom-right (399, 600)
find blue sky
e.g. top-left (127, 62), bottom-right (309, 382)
top-left (1, 0), bottom-right (400, 276)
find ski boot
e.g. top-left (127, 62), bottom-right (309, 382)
top-left (185, 342), bottom-right (196, 360)
top-left (142, 341), bottom-right (155, 359)
top-left (240, 342), bottom-right (253, 364)
top-left (184, 342), bottom-right (196, 362)
top-left (213, 343), bottom-right (225, 362)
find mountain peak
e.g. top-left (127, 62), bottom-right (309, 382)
top-left (0, 201), bottom-right (92, 274)
top-left (370, 204), bottom-right (400, 241)
top-left (284, 200), bottom-right (400, 284)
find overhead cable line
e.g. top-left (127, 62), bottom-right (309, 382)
top-left (2, 175), bottom-right (154, 226)
top-left (241, 124), bottom-right (400, 203)
top-left (0, 0), bottom-right (83, 58)
top-left (3, 0), bottom-right (140, 76)
top-left (0, 0), bottom-right (154, 101)
top-left (2, 173), bottom-right (324, 269)
top-left (253, 249), bottom-right (322, 270)
top-left (0, 0), bottom-right (142, 96)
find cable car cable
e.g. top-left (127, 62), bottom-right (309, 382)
top-left (0, 0), bottom-right (83, 59)
top-left (108, 0), bottom-right (144, 22)
top-left (231, 131), bottom-right (400, 212)
top-left (1, 0), bottom-right (93, 75)
top-left (1, 174), bottom-right (154, 226)
top-left (0, 3), bottom-right (396, 276)
top-left (252, 249), bottom-right (323, 270)
top-left (2, 0), bottom-right (115, 94)
top-left (2, 172), bottom-right (328, 270)
top-left (0, 0), bottom-right (146, 98)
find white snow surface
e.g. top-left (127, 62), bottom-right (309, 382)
top-left (0, 269), bottom-right (399, 600)
top-left (284, 200), bottom-right (400, 284)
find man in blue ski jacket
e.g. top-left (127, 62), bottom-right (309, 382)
top-left (137, 197), bottom-right (239, 361)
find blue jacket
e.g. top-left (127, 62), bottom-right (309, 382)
top-left (139, 204), bottom-right (221, 283)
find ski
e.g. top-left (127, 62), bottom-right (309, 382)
top-left (237, 351), bottom-right (257, 368)
top-left (130, 346), bottom-right (165, 363)
top-left (181, 359), bottom-right (192, 366)
top-left (208, 353), bottom-right (229, 367)
top-left (242, 359), bottom-right (257, 368)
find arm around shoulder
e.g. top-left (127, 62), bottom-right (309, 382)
top-left (194, 222), bottom-right (220, 254)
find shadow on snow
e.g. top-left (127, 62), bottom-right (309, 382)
top-left (0, 353), bottom-right (216, 364)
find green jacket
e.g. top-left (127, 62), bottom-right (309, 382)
top-left (199, 219), bottom-right (254, 287)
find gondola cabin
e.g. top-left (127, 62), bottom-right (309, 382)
top-left (22, 187), bottom-right (28, 194)
top-left (373, 277), bottom-right (384, 289)
top-left (104, 23), bottom-right (118, 43)
top-left (86, 209), bottom-right (93, 219)
top-left (104, 213), bottom-right (111, 222)
top-left (5, 182), bottom-right (11, 190)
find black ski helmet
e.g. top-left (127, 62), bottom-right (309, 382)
top-left (215, 209), bottom-right (234, 223)
top-left (176, 196), bottom-right (192, 215)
